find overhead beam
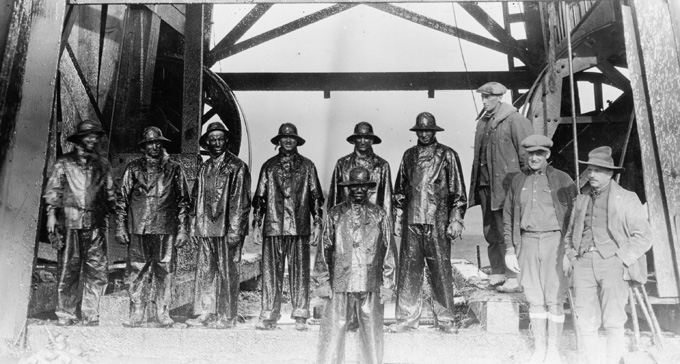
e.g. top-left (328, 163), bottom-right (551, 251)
top-left (145, 4), bottom-right (185, 35)
top-left (216, 71), bottom-right (535, 91)
top-left (71, 1), bottom-right (571, 4)
top-left (208, 3), bottom-right (273, 66)
top-left (458, 3), bottom-right (530, 62)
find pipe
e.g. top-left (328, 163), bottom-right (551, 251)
top-left (563, 1), bottom-right (580, 187)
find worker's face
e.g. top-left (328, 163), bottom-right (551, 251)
top-left (79, 133), bottom-right (100, 152)
top-left (143, 141), bottom-right (163, 159)
top-left (586, 165), bottom-right (614, 190)
top-left (527, 150), bottom-right (550, 171)
top-left (349, 184), bottom-right (369, 204)
top-left (354, 136), bottom-right (373, 153)
top-left (279, 136), bottom-right (298, 152)
top-left (481, 94), bottom-right (502, 112)
top-left (206, 131), bottom-right (226, 157)
top-left (416, 130), bottom-right (436, 145)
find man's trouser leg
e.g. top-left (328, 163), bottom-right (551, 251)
top-left (422, 224), bottom-right (456, 323)
top-left (573, 252), bottom-right (603, 364)
top-left (289, 236), bottom-right (311, 319)
top-left (356, 292), bottom-right (384, 364)
top-left (127, 234), bottom-right (175, 322)
top-left (194, 237), bottom-right (218, 316)
top-left (216, 237), bottom-right (240, 321)
top-left (478, 187), bottom-right (508, 276)
top-left (317, 292), bottom-right (349, 364)
top-left (260, 236), bottom-right (288, 322)
top-left (395, 224), bottom-right (425, 328)
top-left (518, 232), bottom-right (548, 363)
top-left (596, 254), bottom-right (628, 364)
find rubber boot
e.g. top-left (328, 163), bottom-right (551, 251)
top-left (525, 318), bottom-right (547, 364)
top-left (123, 303), bottom-right (145, 328)
top-left (544, 314), bottom-right (564, 364)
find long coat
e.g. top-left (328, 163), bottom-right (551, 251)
top-left (564, 180), bottom-right (652, 283)
top-left (327, 151), bottom-right (392, 215)
top-left (469, 102), bottom-right (533, 210)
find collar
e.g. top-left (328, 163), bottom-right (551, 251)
top-left (529, 164), bottom-right (548, 175)
top-left (417, 139), bottom-right (438, 149)
top-left (353, 149), bottom-right (375, 160)
top-left (209, 151), bottom-right (226, 165)
top-left (590, 180), bottom-right (612, 199)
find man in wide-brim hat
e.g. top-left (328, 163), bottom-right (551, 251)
top-left (314, 166), bottom-right (396, 364)
top-left (390, 112), bottom-right (467, 334)
top-left (44, 120), bottom-right (116, 326)
top-left (564, 146), bottom-right (652, 364)
top-left (252, 122), bottom-right (324, 331)
top-left (187, 121), bottom-right (251, 329)
top-left (115, 126), bottom-right (191, 327)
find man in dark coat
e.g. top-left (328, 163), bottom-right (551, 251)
top-left (252, 123), bottom-right (325, 331)
top-left (564, 146), bottom-right (652, 364)
top-left (115, 126), bottom-right (191, 327)
top-left (314, 167), bottom-right (396, 364)
top-left (186, 122), bottom-right (251, 329)
top-left (389, 112), bottom-right (467, 333)
top-left (44, 120), bottom-right (116, 326)
top-left (503, 134), bottom-right (577, 363)
top-left (468, 82), bottom-right (533, 292)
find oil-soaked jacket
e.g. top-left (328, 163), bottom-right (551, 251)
top-left (469, 102), bottom-right (533, 210)
top-left (44, 152), bottom-right (116, 229)
top-left (115, 153), bottom-right (191, 235)
top-left (252, 150), bottom-right (324, 237)
top-left (192, 151), bottom-right (251, 238)
top-left (394, 140), bottom-right (467, 228)
top-left (314, 201), bottom-right (396, 292)
top-left (327, 151), bottom-right (392, 216)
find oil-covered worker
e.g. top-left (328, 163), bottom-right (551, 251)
top-left (314, 167), bottom-right (396, 364)
top-left (502, 135), bottom-right (577, 364)
top-left (186, 122), bottom-right (251, 329)
top-left (389, 112), bottom-right (467, 333)
top-left (564, 147), bottom-right (652, 364)
top-left (44, 120), bottom-right (116, 326)
top-left (252, 123), bottom-right (324, 331)
top-left (469, 82), bottom-right (533, 292)
top-left (115, 127), bottom-right (191, 327)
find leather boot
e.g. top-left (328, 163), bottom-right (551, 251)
top-left (544, 314), bottom-right (564, 364)
top-left (186, 312), bottom-right (213, 327)
top-left (157, 304), bottom-right (175, 327)
top-left (525, 317), bottom-right (547, 364)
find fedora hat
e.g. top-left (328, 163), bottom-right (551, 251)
top-left (409, 112), bottom-right (444, 132)
top-left (137, 126), bottom-right (171, 147)
top-left (67, 120), bottom-right (106, 144)
top-left (346, 122), bottom-right (382, 144)
top-left (270, 123), bottom-right (306, 146)
top-left (579, 146), bottom-right (623, 170)
top-left (338, 167), bottom-right (377, 188)
top-left (199, 122), bottom-right (232, 149)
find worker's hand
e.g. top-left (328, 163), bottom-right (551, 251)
top-left (176, 231), bottom-right (189, 248)
top-left (315, 284), bottom-right (333, 300)
top-left (252, 221), bottom-right (262, 245)
top-left (563, 255), bottom-right (573, 277)
top-left (504, 254), bottom-right (521, 274)
top-left (393, 223), bottom-right (402, 237)
top-left (446, 220), bottom-right (464, 241)
top-left (116, 229), bottom-right (130, 245)
top-left (379, 287), bottom-right (394, 304)
top-left (310, 224), bottom-right (322, 246)
top-left (47, 213), bottom-right (58, 234)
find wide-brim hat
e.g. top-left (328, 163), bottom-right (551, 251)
top-left (578, 146), bottom-right (624, 170)
top-left (67, 120), bottom-right (106, 144)
top-left (338, 166), bottom-right (377, 188)
top-left (346, 121), bottom-right (382, 144)
top-left (476, 82), bottom-right (507, 96)
top-left (271, 123), bottom-right (306, 146)
top-left (199, 122), bottom-right (232, 149)
top-left (137, 126), bottom-right (171, 147)
top-left (521, 134), bottom-right (553, 152)
top-left (409, 112), bottom-right (444, 132)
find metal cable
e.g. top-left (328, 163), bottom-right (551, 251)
top-left (451, 3), bottom-right (479, 115)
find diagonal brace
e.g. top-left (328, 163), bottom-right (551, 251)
top-left (208, 4), bottom-right (273, 66)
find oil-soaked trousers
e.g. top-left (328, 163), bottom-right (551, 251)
top-left (193, 236), bottom-right (241, 320)
top-left (395, 224), bottom-right (455, 328)
top-left (127, 234), bottom-right (175, 320)
top-left (260, 235), bottom-right (310, 321)
top-left (478, 186), bottom-right (507, 275)
top-left (317, 292), bottom-right (383, 364)
top-left (56, 227), bottom-right (108, 321)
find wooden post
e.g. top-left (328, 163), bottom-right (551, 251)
top-left (182, 4), bottom-right (204, 155)
top-left (0, 0), bottom-right (67, 341)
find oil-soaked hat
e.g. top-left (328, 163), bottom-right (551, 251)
top-left (338, 166), bottom-right (377, 188)
top-left (347, 122), bottom-right (382, 144)
top-left (579, 146), bottom-right (623, 170)
top-left (476, 82), bottom-right (507, 96)
top-left (409, 112), bottom-right (444, 132)
top-left (199, 122), bottom-right (232, 149)
top-left (521, 134), bottom-right (553, 152)
top-left (137, 126), bottom-right (171, 147)
top-left (67, 120), bottom-right (106, 144)
top-left (271, 123), bottom-right (306, 146)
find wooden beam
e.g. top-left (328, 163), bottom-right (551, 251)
top-left (182, 4), bottom-right (204, 154)
top-left (70, 0), bottom-right (566, 4)
top-left (207, 3), bottom-right (357, 65)
top-left (207, 3), bottom-right (272, 66)
top-left (0, 0), bottom-right (67, 340)
top-left (596, 60), bottom-right (632, 94)
top-left (145, 4), bottom-right (185, 34)
top-left (458, 3), bottom-right (530, 62)
top-left (216, 71), bottom-right (535, 91)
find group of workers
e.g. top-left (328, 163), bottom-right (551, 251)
top-left (43, 81), bottom-right (651, 364)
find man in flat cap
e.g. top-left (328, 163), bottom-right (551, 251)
top-left (252, 123), bottom-right (324, 331)
top-left (115, 126), bottom-right (191, 327)
top-left (187, 122), bottom-right (251, 329)
top-left (469, 81), bottom-right (533, 292)
top-left (44, 120), bottom-right (116, 326)
top-left (390, 112), bottom-right (467, 333)
top-left (503, 134), bottom-right (577, 363)
top-left (314, 166), bottom-right (396, 364)
top-left (564, 146), bottom-right (652, 364)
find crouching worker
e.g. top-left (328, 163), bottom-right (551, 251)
top-left (314, 167), bottom-right (397, 364)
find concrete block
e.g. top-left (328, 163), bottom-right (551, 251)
top-left (467, 289), bottom-right (524, 333)
top-left (99, 291), bottom-right (130, 327)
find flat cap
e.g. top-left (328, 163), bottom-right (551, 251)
top-left (521, 134), bottom-right (553, 152)
top-left (476, 82), bottom-right (507, 96)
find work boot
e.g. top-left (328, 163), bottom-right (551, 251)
top-left (186, 312), bottom-right (213, 327)
top-left (123, 304), bottom-right (145, 328)
top-left (437, 320), bottom-right (458, 334)
top-left (56, 317), bottom-right (75, 326)
top-left (496, 277), bottom-right (522, 293)
top-left (294, 317), bottom-right (308, 331)
top-left (157, 311), bottom-right (175, 328)
top-left (211, 317), bottom-right (236, 329)
top-left (81, 318), bottom-right (99, 327)
top-left (255, 319), bottom-right (277, 330)
top-left (387, 322), bottom-right (414, 334)
top-left (545, 314), bottom-right (564, 364)
top-left (525, 317), bottom-right (547, 364)
top-left (488, 273), bottom-right (507, 286)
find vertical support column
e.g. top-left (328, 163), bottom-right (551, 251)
top-left (0, 0), bottom-right (67, 340)
top-left (181, 4), bottom-right (204, 155)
